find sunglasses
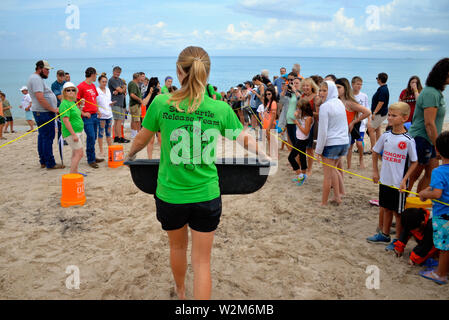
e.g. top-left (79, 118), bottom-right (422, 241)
top-left (65, 89), bottom-right (76, 92)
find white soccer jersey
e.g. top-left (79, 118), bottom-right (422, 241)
top-left (373, 131), bottom-right (418, 188)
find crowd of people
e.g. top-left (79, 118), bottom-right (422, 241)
top-left (0, 53), bottom-right (448, 293)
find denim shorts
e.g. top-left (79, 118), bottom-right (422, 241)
top-left (98, 118), bottom-right (112, 138)
top-left (322, 144), bottom-right (349, 160)
top-left (414, 136), bottom-right (436, 165)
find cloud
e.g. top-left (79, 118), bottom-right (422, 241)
top-left (57, 31), bottom-right (88, 50)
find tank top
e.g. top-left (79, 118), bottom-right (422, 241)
top-left (346, 109), bottom-right (356, 126)
top-left (296, 116), bottom-right (314, 140)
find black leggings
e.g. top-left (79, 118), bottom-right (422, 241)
top-left (288, 139), bottom-right (308, 171)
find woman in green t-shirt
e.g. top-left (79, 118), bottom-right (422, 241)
top-left (408, 58), bottom-right (449, 192)
top-left (126, 46), bottom-right (266, 300)
top-left (59, 82), bottom-right (85, 174)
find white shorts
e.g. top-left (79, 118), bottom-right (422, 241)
top-left (371, 114), bottom-right (387, 130)
top-left (65, 132), bottom-right (84, 150)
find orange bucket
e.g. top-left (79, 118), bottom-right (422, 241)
top-left (61, 174), bottom-right (86, 208)
top-left (108, 145), bottom-right (124, 168)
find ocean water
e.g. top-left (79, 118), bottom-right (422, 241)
top-left (1, 56), bottom-right (448, 121)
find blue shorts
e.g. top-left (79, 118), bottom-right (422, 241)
top-left (414, 136), bottom-right (436, 165)
top-left (322, 144), bottom-right (349, 160)
top-left (98, 118), bottom-right (112, 138)
top-left (432, 215), bottom-right (449, 251)
top-left (25, 110), bottom-right (34, 121)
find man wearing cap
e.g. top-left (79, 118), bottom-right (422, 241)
top-left (19, 86), bottom-right (34, 132)
top-left (161, 76), bottom-right (174, 94)
top-left (27, 60), bottom-right (64, 169)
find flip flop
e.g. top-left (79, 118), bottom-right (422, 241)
top-left (369, 199), bottom-right (379, 206)
top-left (419, 269), bottom-right (447, 285)
top-left (77, 172), bottom-right (87, 177)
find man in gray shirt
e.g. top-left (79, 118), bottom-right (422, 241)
top-left (27, 60), bottom-right (64, 169)
top-left (108, 66), bottom-right (129, 143)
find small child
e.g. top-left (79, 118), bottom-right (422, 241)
top-left (367, 102), bottom-right (418, 251)
top-left (393, 208), bottom-right (437, 266)
top-left (288, 99), bottom-right (314, 186)
top-left (418, 131), bottom-right (449, 285)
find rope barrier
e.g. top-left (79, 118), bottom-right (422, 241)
top-left (247, 106), bottom-right (449, 207)
top-left (1, 95), bottom-right (447, 207)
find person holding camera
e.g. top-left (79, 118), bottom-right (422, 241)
top-left (279, 73), bottom-right (301, 148)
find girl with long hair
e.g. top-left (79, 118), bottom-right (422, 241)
top-left (288, 99), bottom-right (314, 186)
top-left (335, 78), bottom-right (371, 170)
top-left (126, 46), bottom-right (265, 300)
top-left (300, 77), bottom-right (320, 175)
top-left (399, 75), bottom-right (423, 123)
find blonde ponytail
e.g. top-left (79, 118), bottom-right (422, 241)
top-left (168, 46), bottom-right (210, 113)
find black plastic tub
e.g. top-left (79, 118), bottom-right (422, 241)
top-left (125, 158), bottom-right (273, 195)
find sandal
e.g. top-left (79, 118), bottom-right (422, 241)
top-left (419, 269), bottom-right (447, 285)
top-left (89, 162), bottom-right (99, 169)
top-left (369, 199), bottom-right (379, 206)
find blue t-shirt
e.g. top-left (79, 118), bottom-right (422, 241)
top-left (51, 80), bottom-right (65, 107)
top-left (371, 84), bottom-right (389, 116)
top-left (273, 77), bottom-right (285, 96)
top-left (430, 164), bottom-right (449, 217)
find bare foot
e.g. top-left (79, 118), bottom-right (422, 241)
top-left (319, 202), bottom-right (328, 207)
top-left (176, 286), bottom-right (186, 300)
top-left (330, 199), bottom-right (342, 206)
top-left (359, 163), bottom-right (366, 169)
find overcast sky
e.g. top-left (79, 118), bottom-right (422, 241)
top-left (1, 0), bottom-right (448, 59)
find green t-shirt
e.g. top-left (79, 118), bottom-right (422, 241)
top-left (286, 95), bottom-right (297, 124)
top-left (409, 86), bottom-right (446, 144)
top-left (142, 94), bottom-right (244, 204)
top-left (2, 100), bottom-right (11, 117)
top-left (161, 86), bottom-right (170, 94)
top-left (205, 84), bottom-right (221, 100)
top-left (59, 99), bottom-right (84, 138)
top-left (128, 81), bottom-right (141, 106)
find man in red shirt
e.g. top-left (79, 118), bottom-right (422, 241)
top-left (77, 67), bottom-right (104, 168)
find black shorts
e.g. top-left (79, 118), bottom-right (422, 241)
top-left (379, 184), bottom-right (407, 214)
top-left (5, 116), bottom-right (13, 122)
top-left (0, 116), bottom-right (5, 125)
top-left (154, 195), bottom-right (222, 233)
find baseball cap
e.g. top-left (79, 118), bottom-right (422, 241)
top-left (20, 86), bottom-right (28, 91)
top-left (36, 60), bottom-right (53, 70)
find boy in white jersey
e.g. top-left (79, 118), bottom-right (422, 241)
top-left (351, 76), bottom-right (370, 168)
top-left (367, 102), bottom-right (418, 251)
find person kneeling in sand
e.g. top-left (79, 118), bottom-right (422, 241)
top-left (59, 82), bottom-right (85, 174)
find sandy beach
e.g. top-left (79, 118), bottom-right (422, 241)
top-left (1, 120), bottom-right (448, 300)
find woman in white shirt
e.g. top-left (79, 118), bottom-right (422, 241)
top-left (315, 81), bottom-right (349, 206)
top-left (96, 73), bottom-right (115, 157)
